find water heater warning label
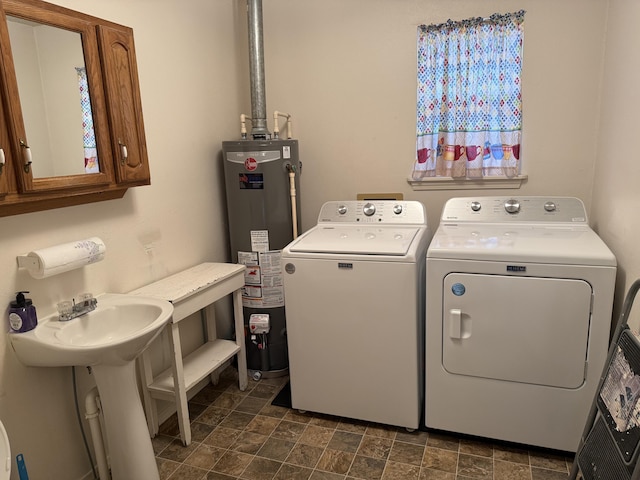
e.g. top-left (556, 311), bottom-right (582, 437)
top-left (239, 173), bottom-right (263, 189)
top-left (238, 249), bottom-right (284, 308)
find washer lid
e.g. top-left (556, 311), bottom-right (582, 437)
top-left (289, 225), bottom-right (421, 255)
top-left (0, 421), bottom-right (10, 479)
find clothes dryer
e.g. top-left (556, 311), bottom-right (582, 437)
top-left (425, 197), bottom-right (616, 452)
top-left (282, 200), bottom-right (431, 429)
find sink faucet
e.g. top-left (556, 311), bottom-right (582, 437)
top-left (57, 294), bottom-right (98, 321)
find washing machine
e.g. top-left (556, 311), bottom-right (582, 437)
top-left (282, 200), bottom-right (431, 429)
top-left (425, 196), bottom-right (616, 452)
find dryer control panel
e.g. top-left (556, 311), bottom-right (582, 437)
top-left (441, 196), bottom-right (588, 223)
top-left (318, 200), bottom-right (427, 225)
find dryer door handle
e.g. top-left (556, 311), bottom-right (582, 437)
top-left (449, 308), bottom-right (462, 339)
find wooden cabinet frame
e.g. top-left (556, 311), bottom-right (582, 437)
top-left (0, 0), bottom-right (150, 217)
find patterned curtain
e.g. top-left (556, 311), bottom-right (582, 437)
top-left (413, 11), bottom-right (525, 179)
top-left (76, 67), bottom-right (99, 174)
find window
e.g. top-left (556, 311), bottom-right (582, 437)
top-left (411, 11), bottom-right (525, 185)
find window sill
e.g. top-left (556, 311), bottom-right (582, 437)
top-left (407, 174), bottom-right (527, 191)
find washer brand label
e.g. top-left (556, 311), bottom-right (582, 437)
top-left (338, 263), bottom-right (353, 269)
top-left (507, 265), bottom-right (527, 272)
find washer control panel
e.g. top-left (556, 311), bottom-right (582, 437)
top-left (441, 197), bottom-right (588, 223)
top-left (318, 200), bottom-right (427, 225)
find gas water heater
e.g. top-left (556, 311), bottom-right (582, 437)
top-left (222, 139), bottom-right (301, 377)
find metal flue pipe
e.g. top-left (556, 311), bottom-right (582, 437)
top-left (247, 0), bottom-right (269, 138)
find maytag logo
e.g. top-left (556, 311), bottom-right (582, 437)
top-left (338, 263), bottom-right (353, 269)
top-left (507, 265), bottom-right (526, 272)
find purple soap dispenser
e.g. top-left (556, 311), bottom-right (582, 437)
top-left (9, 291), bottom-right (38, 333)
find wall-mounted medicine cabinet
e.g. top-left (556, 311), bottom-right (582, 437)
top-left (0, 0), bottom-right (150, 217)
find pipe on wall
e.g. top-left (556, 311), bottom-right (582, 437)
top-left (247, 0), bottom-right (269, 138)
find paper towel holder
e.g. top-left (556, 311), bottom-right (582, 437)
top-left (16, 237), bottom-right (106, 279)
top-left (16, 255), bottom-right (39, 270)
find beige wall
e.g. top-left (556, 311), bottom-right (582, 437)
top-left (591, 0), bottom-right (640, 328)
top-left (0, 1), bottom-right (247, 479)
top-left (261, 0), bottom-right (608, 228)
top-left (0, 0), bottom-right (623, 478)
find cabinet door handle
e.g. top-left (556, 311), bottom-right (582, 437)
top-left (19, 139), bottom-right (32, 173)
top-left (0, 148), bottom-right (4, 174)
top-left (119, 141), bottom-right (128, 165)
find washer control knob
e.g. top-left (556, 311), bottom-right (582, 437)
top-left (337, 205), bottom-right (348, 215)
top-left (470, 201), bottom-right (481, 212)
top-left (544, 201), bottom-right (556, 212)
top-left (363, 202), bottom-right (376, 216)
top-left (393, 204), bottom-right (403, 215)
top-left (504, 199), bottom-right (520, 214)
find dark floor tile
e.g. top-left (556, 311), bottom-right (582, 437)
top-left (531, 467), bottom-right (570, 480)
top-left (357, 435), bottom-right (393, 460)
top-left (299, 425), bottom-right (334, 448)
top-left (530, 451), bottom-right (569, 472)
top-left (457, 453), bottom-right (493, 479)
top-left (258, 437), bottom-right (297, 462)
top-left (231, 431), bottom-right (269, 454)
top-left (250, 383), bottom-right (279, 399)
top-left (236, 396), bottom-right (269, 414)
top-left (327, 431), bottom-right (363, 453)
top-left (246, 415), bottom-right (282, 436)
top-left (365, 424), bottom-right (397, 440)
top-left (190, 421), bottom-right (216, 442)
top-left (316, 448), bottom-right (354, 475)
top-left (494, 459), bottom-right (531, 480)
top-left (212, 451), bottom-right (253, 477)
top-left (271, 420), bottom-right (307, 442)
top-left (493, 444), bottom-right (529, 465)
top-left (157, 457), bottom-right (180, 480)
top-left (204, 426), bottom-right (242, 449)
top-left (198, 406), bottom-right (231, 426)
top-left (426, 432), bottom-right (459, 452)
top-left (240, 457), bottom-right (282, 480)
top-left (381, 460), bottom-right (420, 479)
top-left (184, 444), bottom-right (226, 470)
top-left (388, 441), bottom-right (424, 466)
top-left (421, 446), bottom-right (457, 473)
top-left (347, 454), bottom-right (386, 480)
top-left (207, 472), bottom-right (239, 480)
top-left (153, 434), bottom-right (174, 455)
top-left (159, 438), bottom-right (199, 463)
top-left (459, 439), bottom-right (493, 457)
top-left (395, 429), bottom-right (429, 446)
top-left (166, 463), bottom-right (209, 480)
top-left (285, 443), bottom-right (324, 468)
top-left (220, 411), bottom-right (256, 430)
top-left (418, 468), bottom-right (455, 480)
top-left (284, 410), bottom-right (314, 424)
top-left (191, 384), bottom-right (224, 405)
top-left (213, 392), bottom-right (245, 410)
top-left (273, 463), bottom-right (313, 480)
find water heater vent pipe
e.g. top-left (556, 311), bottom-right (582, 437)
top-left (247, 0), bottom-right (269, 139)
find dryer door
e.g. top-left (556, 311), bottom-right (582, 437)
top-left (442, 273), bottom-right (592, 388)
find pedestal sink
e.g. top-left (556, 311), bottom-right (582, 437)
top-left (9, 293), bottom-right (173, 480)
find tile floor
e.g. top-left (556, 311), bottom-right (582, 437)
top-left (153, 366), bottom-right (575, 480)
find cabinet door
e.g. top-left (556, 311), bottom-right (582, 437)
top-left (0, 108), bottom-right (13, 197)
top-left (98, 24), bottom-right (150, 185)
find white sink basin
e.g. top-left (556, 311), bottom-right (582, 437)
top-left (9, 293), bottom-right (173, 367)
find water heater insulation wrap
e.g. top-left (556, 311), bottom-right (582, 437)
top-left (222, 139), bottom-right (301, 372)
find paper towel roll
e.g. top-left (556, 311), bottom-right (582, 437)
top-left (25, 237), bottom-right (106, 279)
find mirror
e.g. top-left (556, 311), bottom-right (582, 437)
top-left (6, 16), bottom-right (99, 178)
